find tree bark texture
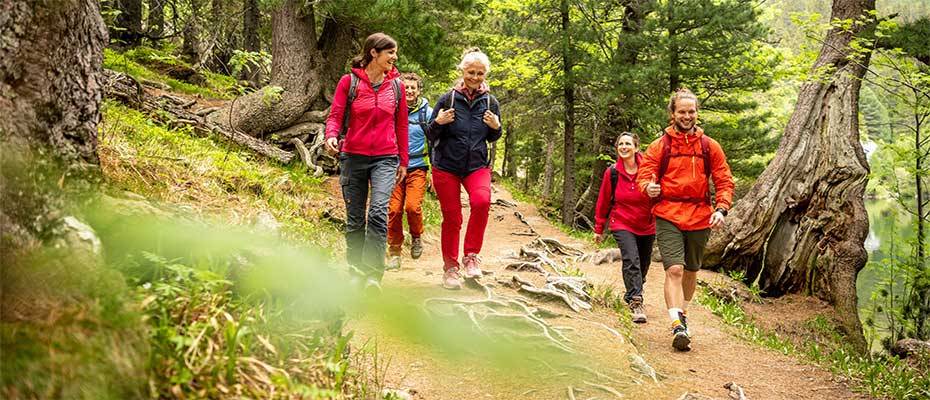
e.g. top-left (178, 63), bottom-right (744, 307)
top-left (0, 0), bottom-right (106, 248)
top-left (213, 0), bottom-right (322, 138)
top-left (704, 0), bottom-right (875, 351)
top-left (503, 124), bottom-right (517, 178)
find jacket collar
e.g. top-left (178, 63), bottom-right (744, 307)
top-left (408, 97), bottom-right (428, 113)
top-left (351, 66), bottom-right (401, 85)
top-left (453, 80), bottom-right (490, 100)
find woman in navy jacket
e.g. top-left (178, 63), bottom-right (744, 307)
top-left (427, 47), bottom-right (502, 290)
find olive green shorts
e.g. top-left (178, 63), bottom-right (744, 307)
top-left (656, 218), bottom-right (710, 271)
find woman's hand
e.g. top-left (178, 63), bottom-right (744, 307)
top-left (435, 108), bottom-right (455, 125)
top-left (483, 110), bottom-right (500, 130)
top-left (395, 165), bottom-right (407, 183)
top-left (594, 233), bottom-right (605, 244)
top-left (325, 137), bottom-right (339, 155)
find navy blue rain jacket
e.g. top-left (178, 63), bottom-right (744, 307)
top-left (427, 90), bottom-right (502, 176)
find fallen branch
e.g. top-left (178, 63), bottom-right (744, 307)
top-left (583, 381), bottom-right (624, 399)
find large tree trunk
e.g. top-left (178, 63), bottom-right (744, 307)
top-left (705, 0), bottom-right (875, 351)
top-left (560, 0), bottom-right (576, 226)
top-left (239, 0), bottom-right (261, 82)
top-left (543, 133), bottom-right (557, 201)
top-left (112, 0), bottom-right (143, 46)
top-left (181, 0), bottom-right (203, 65)
top-left (574, 0), bottom-right (649, 227)
top-left (1, 0), bottom-right (106, 251)
top-left (213, 0), bottom-right (323, 138)
top-left (316, 16), bottom-right (357, 105)
top-left (503, 124), bottom-right (517, 178)
top-left (147, 0), bottom-right (165, 39)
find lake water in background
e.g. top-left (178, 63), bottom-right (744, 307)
top-left (858, 198), bottom-right (917, 348)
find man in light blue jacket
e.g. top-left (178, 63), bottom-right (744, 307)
top-left (386, 72), bottom-right (433, 269)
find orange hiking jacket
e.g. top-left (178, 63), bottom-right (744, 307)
top-left (636, 126), bottom-right (734, 231)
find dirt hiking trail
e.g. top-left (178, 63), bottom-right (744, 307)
top-left (345, 182), bottom-right (864, 400)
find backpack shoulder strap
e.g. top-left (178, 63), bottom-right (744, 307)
top-left (700, 135), bottom-right (711, 179)
top-left (602, 165), bottom-right (619, 220)
top-left (657, 133), bottom-right (672, 181)
top-left (391, 78), bottom-right (402, 114)
top-left (339, 74), bottom-right (360, 141)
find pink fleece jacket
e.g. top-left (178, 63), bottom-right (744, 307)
top-left (325, 67), bottom-right (409, 167)
top-left (593, 154), bottom-right (656, 236)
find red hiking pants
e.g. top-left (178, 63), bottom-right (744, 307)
top-left (387, 168), bottom-right (428, 255)
top-left (432, 167), bottom-right (491, 270)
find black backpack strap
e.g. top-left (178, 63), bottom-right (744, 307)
top-left (601, 165), bottom-right (619, 221)
top-left (391, 78), bottom-right (402, 115)
top-left (338, 74), bottom-right (360, 143)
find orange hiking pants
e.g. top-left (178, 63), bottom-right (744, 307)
top-left (387, 168), bottom-right (428, 255)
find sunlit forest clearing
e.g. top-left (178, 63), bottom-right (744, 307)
top-left (1, 0), bottom-right (928, 399)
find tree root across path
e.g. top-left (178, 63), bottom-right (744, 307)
top-left (102, 69), bottom-right (337, 174)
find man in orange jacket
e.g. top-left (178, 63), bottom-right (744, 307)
top-left (636, 88), bottom-right (734, 352)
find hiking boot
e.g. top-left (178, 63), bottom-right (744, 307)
top-left (672, 324), bottom-right (691, 351)
top-left (630, 297), bottom-right (647, 324)
top-left (462, 253), bottom-right (482, 279)
top-left (442, 267), bottom-right (463, 290)
top-left (679, 310), bottom-right (690, 335)
top-left (385, 255), bottom-right (401, 271)
top-left (410, 237), bottom-right (423, 259)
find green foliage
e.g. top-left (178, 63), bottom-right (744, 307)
top-left (1, 248), bottom-right (148, 399)
top-left (103, 47), bottom-right (236, 99)
top-left (700, 288), bottom-right (930, 399)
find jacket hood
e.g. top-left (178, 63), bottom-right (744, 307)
top-left (453, 80), bottom-right (490, 97)
top-left (351, 66), bottom-right (401, 84)
top-left (409, 97), bottom-right (428, 113)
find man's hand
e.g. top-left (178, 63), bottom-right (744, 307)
top-left (395, 165), bottom-right (407, 184)
top-left (646, 174), bottom-right (661, 198)
top-left (325, 137), bottom-right (339, 155)
top-left (710, 211), bottom-right (725, 229)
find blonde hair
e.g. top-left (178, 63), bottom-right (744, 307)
top-left (457, 47), bottom-right (491, 73)
top-left (667, 88), bottom-right (699, 113)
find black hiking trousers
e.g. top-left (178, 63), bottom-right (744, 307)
top-left (611, 230), bottom-right (655, 304)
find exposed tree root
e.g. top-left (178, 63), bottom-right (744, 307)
top-left (513, 211), bottom-right (539, 236)
top-left (724, 382), bottom-right (747, 400)
top-left (531, 237), bottom-right (585, 257)
top-left (103, 69), bottom-right (297, 164)
top-left (574, 248), bottom-right (623, 265)
top-left (492, 198), bottom-right (518, 208)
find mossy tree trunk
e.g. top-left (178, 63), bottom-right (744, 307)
top-left (214, 0), bottom-right (355, 138)
top-left (704, 0), bottom-right (876, 351)
top-left (1, 0), bottom-right (106, 253)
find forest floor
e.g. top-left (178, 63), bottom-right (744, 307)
top-left (338, 180), bottom-right (866, 400)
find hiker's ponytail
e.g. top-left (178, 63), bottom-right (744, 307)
top-left (350, 33), bottom-right (397, 69)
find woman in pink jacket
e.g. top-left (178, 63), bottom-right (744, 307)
top-left (324, 33), bottom-right (409, 289)
top-left (593, 132), bottom-right (656, 323)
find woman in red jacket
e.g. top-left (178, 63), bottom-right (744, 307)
top-left (324, 33), bottom-right (409, 289)
top-left (593, 132), bottom-right (656, 323)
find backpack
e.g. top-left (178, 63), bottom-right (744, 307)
top-left (656, 133), bottom-right (713, 204)
top-left (439, 89), bottom-right (498, 167)
top-left (408, 103), bottom-right (431, 160)
top-left (600, 165), bottom-right (621, 220)
top-left (337, 74), bottom-right (403, 143)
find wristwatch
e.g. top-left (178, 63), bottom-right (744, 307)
top-left (715, 208), bottom-right (728, 217)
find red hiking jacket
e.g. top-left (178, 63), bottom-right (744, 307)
top-left (593, 154), bottom-right (656, 236)
top-left (636, 126), bottom-right (734, 231)
top-left (325, 67), bottom-right (409, 167)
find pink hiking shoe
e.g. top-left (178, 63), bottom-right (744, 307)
top-left (462, 253), bottom-right (483, 279)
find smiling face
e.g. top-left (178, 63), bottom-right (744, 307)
top-left (370, 46), bottom-right (398, 73)
top-left (672, 98), bottom-right (698, 132)
top-left (461, 61), bottom-right (487, 90)
top-left (403, 78), bottom-right (420, 106)
top-left (616, 135), bottom-right (637, 161)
